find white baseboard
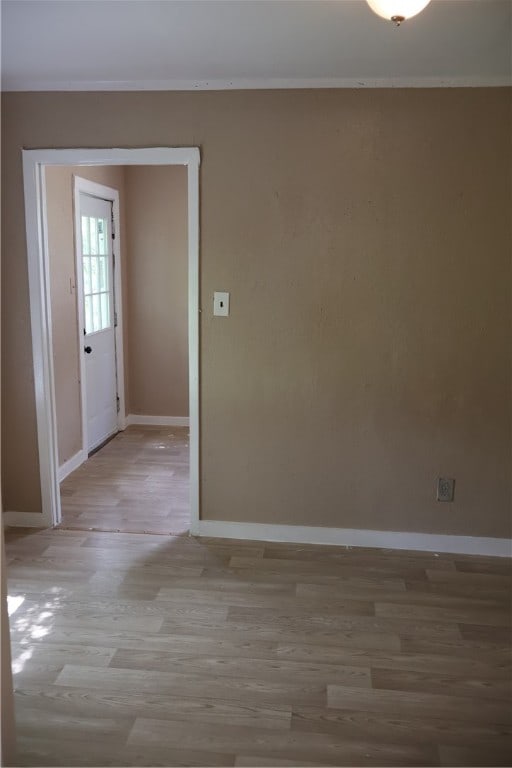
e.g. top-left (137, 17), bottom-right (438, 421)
top-left (126, 414), bottom-right (189, 427)
top-left (58, 449), bottom-right (87, 482)
top-left (191, 520), bottom-right (512, 558)
top-left (2, 511), bottom-right (49, 528)
top-left (3, 509), bottom-right (510, 556)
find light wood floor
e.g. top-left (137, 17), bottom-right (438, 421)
top-left (59, 426), bottom-right (189, 535)
top-left (5, 527), bottom-right (512, 767)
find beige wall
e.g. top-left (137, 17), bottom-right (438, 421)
top-left (45, 165), bottom-right (129, 465)
top-left (1, 89), bottom-right (511, 538)
top-left (125, 165), bottom-right (188, 417)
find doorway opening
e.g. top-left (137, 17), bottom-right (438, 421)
top-left (22, 148), bottom-right (200, 535)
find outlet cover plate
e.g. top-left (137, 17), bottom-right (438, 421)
top-left (437, 477), bottom-right (455, 502)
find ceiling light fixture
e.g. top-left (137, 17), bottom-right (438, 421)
top-left (366, 0), bottom-right (432, 26)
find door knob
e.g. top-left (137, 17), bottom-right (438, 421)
top-left (84, 345), bottom-right (92, 354)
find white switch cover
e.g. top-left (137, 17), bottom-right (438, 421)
top-left (214, 291), bottom-right (230, 317)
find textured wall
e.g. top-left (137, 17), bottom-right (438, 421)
top-left (1, 89), bottom-right (510, 538)
top-left (125, 165), bottom-right (188, 418)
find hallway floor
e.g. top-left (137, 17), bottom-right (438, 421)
top-left (59, 426), bottom-right (189, 535)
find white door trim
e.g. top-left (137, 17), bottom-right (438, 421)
top-left (73, 177), bottom-right (126, 455)
top-left (57, 449), bottom-right (88, 483)
top-left (21, 147), bottom-right (201, 529)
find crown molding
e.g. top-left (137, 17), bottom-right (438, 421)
top-left (2, 75), bottom-right (511, 92)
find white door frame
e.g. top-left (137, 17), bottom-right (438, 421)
top-left (21, 147), bottom-right (200, 529)
top-left (74, 177), bottom-right (126, 456)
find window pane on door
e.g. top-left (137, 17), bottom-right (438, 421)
top-left (100, 293), bottom-right (110, 328)
top-left (82, 213), bottom-right (113, 335)
top-left (91, 257), bottom-right (99, 293)
top-left (84, 295), bottom-right (93, 335)
top-left (83, 256), bottom-right (91, 295)
top-left (98, 219), bottom-right (107, 255)
top-left (92, 294), bottom-right (101, 332)
top-left (89, 218), bottom-right (98, 255)
top-left (81, 216), bottom-right (90, 255)
top-left (98, 257), bottom-right (108, 291)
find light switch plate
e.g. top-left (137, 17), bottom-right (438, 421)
top-left (213, 291), bottom-right (229, 317)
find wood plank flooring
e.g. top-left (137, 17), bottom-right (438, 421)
top-left (59, 426), bottom-right (189, 535)
top-left (5, 527), bottom-right (511, 766)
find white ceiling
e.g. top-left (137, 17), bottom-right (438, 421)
top-left (1, 0), bottom-right (511, 91)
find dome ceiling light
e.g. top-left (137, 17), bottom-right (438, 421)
top-left (366, 0), bottom-right (432, 26)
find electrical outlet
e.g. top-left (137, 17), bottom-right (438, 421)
top-left (437, 477), bottom-right (455, 503)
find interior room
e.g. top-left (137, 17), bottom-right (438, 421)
top-left (45, 163), bottom-right (190, 535)
top-left (1, 1), bottom-right (511, 767)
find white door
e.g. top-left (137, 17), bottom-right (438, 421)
top-left (78, 193), bottom-right (118, 452)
